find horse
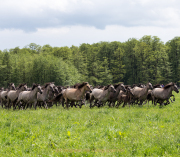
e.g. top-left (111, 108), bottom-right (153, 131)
top-left (90, 84), bottom-right (116, 108)
top-left (46, 85), bottom-right (59, 107)
top-left (0, 83), bottom-right (16, 108)
top-left (15, 84), bottom-right (43, 110)
top-left (151, 82), bottom-right (179, 106)
top-left (37, 83), bottom-right (56, 109)
top-left (6, 83), bottom-right (27, 109)
top-left (146, 84), bottom-right (162, 105)
top-left (130, 82), bottom-right (153, 105)
top-left (63, 82), bottom-right (92, 109)
top-left (108, 83), bottom-right (126, 107)
top-left (118, 87), bottom-right (134, 107)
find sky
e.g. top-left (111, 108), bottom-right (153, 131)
top-left (0, 0), bottom-right (180, 51)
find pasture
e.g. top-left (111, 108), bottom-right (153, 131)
top-left (0, 92), bottom-right (180, 156)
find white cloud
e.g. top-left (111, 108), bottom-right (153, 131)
top-left (0, 0), bottom-right (180, 50)
top-left (1, 0), bottom-right (180, 31)
top-left (0, 25), bottom-right (180, 51)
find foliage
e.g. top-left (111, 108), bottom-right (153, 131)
top-left (0, 35), bottom-right (179, 87)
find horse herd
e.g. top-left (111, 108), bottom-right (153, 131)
top-left (0, 82), bottom-right (179, 110)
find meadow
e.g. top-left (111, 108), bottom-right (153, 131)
top-left (0, 92), bottom-right (180, 156)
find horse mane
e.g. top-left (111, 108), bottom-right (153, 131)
top-left (153, 84), bottom-right (161, 88)
top-left (44, 83), bottom-right (51, 88)
top-left (77, 82), bottom-right (88, 89)
top-left (125, 85), bottom-right (131, 89)
top-left (104, 84), bottom-right (111, 90)
top-left (73, 83), bottom-right (81, 88)
top-left (138, 83), bottom-right (144, 87)
top-left (17, 83), bottom-right (26, 89)
top-left (32, 84), bottom-right (39, 90)
top-left (131, 84), bottom-right (137, 88)
top-left (96, 85), bottom-right (104, 89)
top-left (163, 82), bottom-right (174, 89)
top-left (113, 84), bottom-right (121, 89)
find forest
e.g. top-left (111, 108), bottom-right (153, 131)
top-left (0, 35), bottom-right (180, 87)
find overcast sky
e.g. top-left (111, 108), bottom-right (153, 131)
top-left (0, 0), bottom-right (180, 50)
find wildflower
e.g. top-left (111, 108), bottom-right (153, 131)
top-left (67, 131), bottom-right (71, 136)
top-left (119, 131), bottom-right (122, 136)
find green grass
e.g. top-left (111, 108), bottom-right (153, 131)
top-left (0, 92), bottom-right (180, 156)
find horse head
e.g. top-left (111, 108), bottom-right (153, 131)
top-left (9, 83), bottom-right (16, 90)
top-left (173, 83), bottom-right (179, 93)
top-left (49, 83), bottom-right (55, 93)
top-left (18, 83), bottom-right (28, 91)
top-left (37, 84), bottom-right (43, 94)
top-left (84, 82), bottom-right (92, 93)
top-left (32, 84), bottom-right (43, 94)
top-left (105, 85), bottom-right (116, 93)
top-left (120, 84), bottom-right (126, 92)
top-left (54, 86), bottom-right (59, 94)
top-left (147, 82), bottom-right (153, 90)
top-left (77, 82), bottom-right (92, 93)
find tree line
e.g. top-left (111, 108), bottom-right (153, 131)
top-left (0, 35), bottom-right (180, 87)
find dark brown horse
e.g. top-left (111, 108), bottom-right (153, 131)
top-left (108, 83), bottom-right (126, 107)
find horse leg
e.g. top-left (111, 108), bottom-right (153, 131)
top-left (90, 99), bottom-right (93, 108)
top-left (44, 101), bottom-right (48, 109)
top-left (169, 97), bottom-right (173, 103)
top-left (108, 101), bottom-right (111, 107)
top-left (70, 101), bottom-right (73, 108)
top-left (65, 99), bottom-right (69, 109)
top-left (62, 99), bottom-right (65, 108)
top-left (33, 101), bottom-right (37, 110)
top-left (112, 102), bottom-right (115, 107)
top-left (138, 100), bottom-right (143, 106)
top-left (142, 99), bottom-right (147, 105)
top-left (13, 101), bottom-right (17, 110)
top-left (122, 102), bottom-right (126, 107)
top-left (98, 101), bottom-right (102, 108)
top-left (79, 101), bottom-right (82, 108)
top-left (6, 99), bottom-right (10, 109)
top-left (171, 94), bottom-right (175, 101)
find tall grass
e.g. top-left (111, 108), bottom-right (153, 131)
top-left (0, 92), bottom-right (180, 156)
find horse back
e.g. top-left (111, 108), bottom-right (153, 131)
top-left (7, 90), bottom-right (17, 101)
top-left (1, 91), bottom-right (7, 99)
top-left (92, 88), bottom-right (103, 99)
top-left (152, 88), bottom-right (170, 99)
top-left (64, 88), bottom-right (80, 101)
top-left (18, 91), bottom-right (31, 102)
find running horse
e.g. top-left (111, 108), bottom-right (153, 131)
top-left (151, 82), bottom-right (179, 106)
top-left (63, 82), bottom-right (92, 109)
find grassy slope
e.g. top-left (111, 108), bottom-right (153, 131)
top-left (0, 92), bottom-right (180, 156)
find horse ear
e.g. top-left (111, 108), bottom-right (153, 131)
top-left (83, 82), bottom-right (88, 85)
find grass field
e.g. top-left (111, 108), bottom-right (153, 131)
top-left (0, 92), bottom-right (180, 156)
